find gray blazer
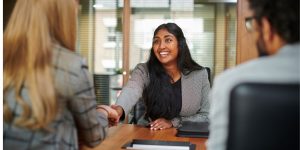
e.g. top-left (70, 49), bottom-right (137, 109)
top-left (207, 42), bottom-right (300, 150)
top-left (4, 45), bottom-right (108, 150)
top-left (116, 63), bottom-right (210, 127)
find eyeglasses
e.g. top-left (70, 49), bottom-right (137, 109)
top-left (245, 17), bottom-right (254, 32)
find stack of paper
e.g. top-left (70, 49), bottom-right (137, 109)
top-left (123, 139), bottom-right (195, 150)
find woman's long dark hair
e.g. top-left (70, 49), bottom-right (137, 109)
top-left (143, 23), bottom-right (203, 120)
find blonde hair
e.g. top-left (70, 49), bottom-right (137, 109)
top-left (4, 0), bottom-right (77, 129)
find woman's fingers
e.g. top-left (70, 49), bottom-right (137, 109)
top-left (149, 118), bottom-right (172, 130)
top-left (150, 121), bottom-right (165, 130)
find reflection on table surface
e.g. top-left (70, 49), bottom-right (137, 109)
top-left (81, 124), bottom-right (207, 150)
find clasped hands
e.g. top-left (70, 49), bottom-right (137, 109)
top-left (96, 104), bottom-right (173, 130)
top-left (96, 104), bottom-right (124, 127)
top-left (96, 105), bottom-right (119, 127)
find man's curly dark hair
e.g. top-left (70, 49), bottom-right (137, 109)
top-left (248, 0), bottom-right (299, 43)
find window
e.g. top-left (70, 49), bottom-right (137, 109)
top-left (78, 0), bottom-right (237, 104)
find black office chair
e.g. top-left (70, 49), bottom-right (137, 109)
top-left (227, 82), bottom-right (299, 150)
top-left (129, 97), bottom-right (146, 124)
top-left (129, 67), bottom-right (211, 124)
top-left (204, 67), bottom-right (211, 86)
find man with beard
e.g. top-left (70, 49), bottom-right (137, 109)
top-left (207, 0), bottom-right (299, 150)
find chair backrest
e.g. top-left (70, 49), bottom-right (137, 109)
top-left (204, 67), bottom-right (211, 86)
top-left (129, 67), bottom-right (211, 124)
top-left (227, 82), bottom-right (299, 150)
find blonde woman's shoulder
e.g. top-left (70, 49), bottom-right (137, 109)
top-left (52, 45), bottom-right (87, 72)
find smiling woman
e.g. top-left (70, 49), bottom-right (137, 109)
top-left (70, 0), bottom-right (238, 105)
top-left (152, 29), bottom-right (179, 69)
top-left (109, 23), bottom-right (211, 130)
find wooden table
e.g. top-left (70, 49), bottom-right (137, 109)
top-left (81, 124), bottom-right (207, 150)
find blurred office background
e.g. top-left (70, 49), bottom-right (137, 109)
top-left (4, 0), bottom-right (240, 105)
top-left (77, 0), bottom-right (237, 105)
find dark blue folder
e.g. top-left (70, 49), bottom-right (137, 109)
top-left (176, 121), bottom-right (209, 138)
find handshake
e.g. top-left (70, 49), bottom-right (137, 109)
top-left (96, 104), bottom-right (123, 127)
top-left (96, 104), bottom-right (173, 130)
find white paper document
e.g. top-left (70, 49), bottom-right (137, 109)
top-left (131, 143), bottom-right (190, 150)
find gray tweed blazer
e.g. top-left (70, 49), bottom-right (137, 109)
top-left (116, 63), bottom-right (210, 127)
top-left (4, 45), bottom-right (108, 150)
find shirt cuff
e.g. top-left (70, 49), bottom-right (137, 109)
top-left (171, 117), bottom-right (182, 128)
top-left (120, 109), bottom-right (125, 121)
